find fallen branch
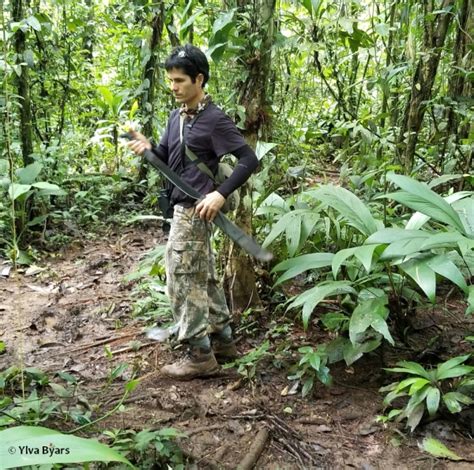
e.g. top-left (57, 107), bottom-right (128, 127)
top-left (111, 342), bottom-right (155, 355)
top-left (186, 423), bottom-right (227, 437)
top-left (237, 427), bottom-right (269, 470)
top-left (68, 331), bottom-right (139, 353)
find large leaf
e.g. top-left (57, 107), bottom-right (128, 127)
top-left (343, 337), bottom-right (381, 365)
top-left (466, 285), bottom-right (474, 315)
top-left (263, 209), bottom-right (318, 256)
top-left (406, 192), bottom-right (473, 231)
top-left (272, 253), bottom-right (334, 286)
top-left (32, 182), bottom-right (67, 197)
top-left (16, 162), bottom-right (43, 184)
top-left (452, 196), bottom-right (474, 236)
top-left (385, 174), bottom-right (466, 235)
top-left (332, 244), bottom-right (377, 278)
top-left (380, 236), bottom-right (430, 260)
top-left (399, 257), bottom-right (436, 302)
top-left (436, 355), bottom-right (471, 380)
top-left (426, 387), bottom-right (440, 416)
top-left (287, 281), bottom-right (356, 329)
top-left (385, 361), bottom-right (431, 380)
top-left (366, 228), bottom-right (429, 245)
top-left (426, 255), bottom-right (468, 294)
top-left (255, 141), bottom-right (278, 160)
top-left (349, 296), bottom-right (394, 345)
top-left (8, 183), bottom-right (32, 201)
top-left (421, 437), bottom-right (462, 461)
top-left (0, 426), bottom-right (135, 469)
top-left (307, 185), bottom-right (379, 236)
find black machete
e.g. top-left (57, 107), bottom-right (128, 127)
top-left (121, 133), bottom-right (272, 261)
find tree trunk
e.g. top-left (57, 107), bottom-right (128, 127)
top-left (12, 0), bottom-right (34, 166)
top-left (441, 0), bottom-right (471, 176)
top-left (224, 0), bottom-right (276, 313)
top-left (397, 0), bottom-right (456, 172)
top-left (141, 5), bottom-right (165, 139)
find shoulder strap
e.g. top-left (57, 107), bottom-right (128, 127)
top-left (179, 114), bottom-right (216, 181)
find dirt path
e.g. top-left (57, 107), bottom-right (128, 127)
top-left (1, 226), bottom-right (472, 469)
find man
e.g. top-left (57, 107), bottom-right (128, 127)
top-left (128, 44), bottom-right (259, 380)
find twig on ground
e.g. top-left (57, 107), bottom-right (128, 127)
top-left (68, 331), bottom-right (140, 353)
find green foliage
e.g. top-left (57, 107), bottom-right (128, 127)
top-left (288, 345), bottom-right (332, 397)
top-left (267, 175), bottom-right (473, 369)
top-left (223, 340), bottom-right (270, 382)
top-left (0, 425), bottom-right (135, 469)
top-left (0, 366), bottom-right (184, 468)
top-left (378, 355), bottom-right (474, 431)
top-left (421, 437), bottom-right (463, 461)
top-left (104, 427), bottom-right (186, 469)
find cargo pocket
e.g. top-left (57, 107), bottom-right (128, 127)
top-left (171, 241), bottom-right (206, 274)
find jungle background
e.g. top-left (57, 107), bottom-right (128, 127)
top-left (0, 0), bottom-right (473, 468)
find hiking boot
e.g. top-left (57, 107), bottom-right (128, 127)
top-left (212, 338), bottom-right (238, 363)
top-left (160, 346), bottom-right (219, 380)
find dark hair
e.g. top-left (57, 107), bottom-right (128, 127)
top-left (164, 44), bottom-right (209, 87)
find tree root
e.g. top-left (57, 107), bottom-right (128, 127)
top-left (237, 427), bottom-right (269, 470)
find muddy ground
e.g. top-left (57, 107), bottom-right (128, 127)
top-left (1, 225), bottom-right (473, 469)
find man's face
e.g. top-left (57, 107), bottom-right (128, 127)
top-left (167, 67), bottom-right (203, 107)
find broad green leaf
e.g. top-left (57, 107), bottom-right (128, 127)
top-left (395, 377), bottom-right (428, 393)
top-left (366, 228), bottom-right (428, 244)
top-left (8, 183), bottom-right (32, 201)
top-left (308, 185), bottom-right (378, 236)
top-left (422, 437), bottom-right (462, 460)
top-left (426, 255), bottom-right (468, 293)
top-left (466, 285), bottom-right (474, 315)
top-left (49, 383), bottom-right (73, 398)
top-left (97, 86), bottom-right (115, 108)
top-left (443, 392), bottom-right (463, 413)
top-left (406, 191), bottom-right (472, 230)
top-left (343, 337), bottom-right (381, 365)
top-left (255, 141), bottom-right (278, 160)
top-left (420, 232), bottom-right (468, 251)
top-left (263, 209), bottom-right (318, 256)
top-left (26, 15), bottom-right (42, 31)
top-left (212, 9), bottom-right (235, 35)
top-left (32, 182), bottom-right (67, 197)
top-left (0, 426), bottom-right (135, 469)
top-left (287, 281), bottom-right (356, 329)
top-left (400, 258), bottom-right (436, 302)
top-left (408, 378), bottom-right (431, 395)
top-left (273, 253), bottom-right (334, 286)
top-left (380, 236), bottom-right (429, 260)
top-left (436, 355), bottom-right (471, 379)
top-left (129, 100), bottom-right (139, 119)
top-left (435, 365), bottom-right (473, 381)
top-left (16, 162), bottom-right (43, 184)
top-left (181, 8), bottom-right (203, 31)
top-left (353, 244), bottom-right (378, 274)
top-left (443, 392), bottom-right (473, 406)
top-left (426, 387), bottom-right (440, 416)
top-left (452, 196), bottom-right (474, 236)
top-left (386, 361), bottom-right (431, 380)
top-left (332, 247), bottom-right (357, 278)
top-left (349, 297), bottom-right (393, 345)
top-left (386, 174), bottom-right (466, 235)
top-left (332, 245), bottom-right (377, 277)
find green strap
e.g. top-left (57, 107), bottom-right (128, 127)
top-left (180, 114), bottom-right (216, 181)
top-left (185, 145), bottom-right (216, 180)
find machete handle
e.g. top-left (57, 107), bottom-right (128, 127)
top-left (119, 132), bottom-right (134, 140)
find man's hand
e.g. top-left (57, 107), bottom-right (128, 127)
top-left (195, 191), bottom-right (226, 222)
top-left (125, 130), bottom-right (152, 156)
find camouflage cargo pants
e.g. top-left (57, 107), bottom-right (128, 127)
top-left (165, 204), bottom-right (231, 341)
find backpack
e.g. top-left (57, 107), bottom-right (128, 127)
top-left (184, 146), bottom-right (240, 213)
